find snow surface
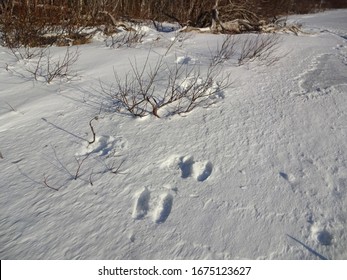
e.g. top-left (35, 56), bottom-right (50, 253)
top-left (1, 10), bottom-right (347, 260)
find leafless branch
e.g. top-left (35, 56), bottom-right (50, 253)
top-left (74, 154), bottom-right (90, 180)
top-left (210, 34), bottom-right (236, 67)
top-left (88, 116), bottom-right (98, 145)
top-left (89, 171), bottom-right (94, 186)
top-left (43, 175), bottom-right (59, 191)
top-left (238, 34), bottom-right (281, 66)
top-left (4, 101), bottom-right (16, 112)
top-left (110, 160), bottom-right (126, 175)
top-left (23, 46), bottom-right (80, 83)
top-left (102, 50), bottom-right (231, 118)
top-left (164, 32), bottom-right (192, 56)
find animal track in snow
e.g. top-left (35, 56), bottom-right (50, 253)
top-left (311, 224), bottom-right (333, 246)
top-left (279, 172), bottom-right (296, 183)
top-left (316, 230), bottom-right (333, 246)
top-left (132, 188), bottom-right (174, 223)
top-left (295, 47), bottom-right (347, 99)
top-left (178, 156), bottom-right (194, 179)
top-left (177, 156), bottom-right (213, 182)
top-left (77, 135), bottom-right (127, 157)
top-left (160, 155), bottom-right (213, 181)
top-left (132, 188), bottom-right (150, 220)
top-left (145, 155), bottom-right (212, 224)
top-left (175, 56), bottom-right (197, 65)
top-left (152, 193), bottom-right (174, 224)
top-left (192, 161), bottom-right (213, 182)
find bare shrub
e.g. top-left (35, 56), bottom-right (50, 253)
top-left (209, 33), bottom-right (283, 67)
top-left (22, 46), bottom-right (80, 83)
top-left (7, 45), bottom-right (45, 61)
top-left (104, 54), bottom-right (164, 117)
top-left (169, 65), bottom-right (228, 115)
top-left (237, 34), bottom-right (282, 66)
top-left (107, 28), bottom-right (147, 48)
top-left (101, 53), bottom-right (231, 118)
top-left (210, 34), bottom-right (236, 67)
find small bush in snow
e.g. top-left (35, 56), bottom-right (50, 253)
top-left (7, 45), bottom-right (44, 61)
top-left (237, 34), bottom-right (282, 66)
top-left (210, 33), bottom-right (282, 67)
top-left (8, 46), bottom-right (80, 84)
top-left (210, 34), bottom-right (236, 67)
top-left (106, 28), bottom-right (147, 48)
top-left (101, 53), bottom-right (231, 118)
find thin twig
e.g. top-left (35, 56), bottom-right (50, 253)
top-left (88, 116), bottom-right (98, 145)
top-left (111, 160), bottom-right (126, 175)
top-left (43, 175), bottom-right (59, 191)
top-left (4, 101), bottom-right (16, 112)
top-left (74, 154), bottom-right (90, 180)
top-left (89, 171), bottom-right (94, 186)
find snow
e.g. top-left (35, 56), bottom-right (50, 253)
top-left (1, 10), bottom-right (347, 260)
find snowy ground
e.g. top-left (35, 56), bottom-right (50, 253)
top-left (0, 10), bottom-right (347, 260)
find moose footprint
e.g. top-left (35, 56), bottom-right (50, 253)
top-left (192, 161), bottom-right (213, 182)
top-left (132, 187), bottom-right (150, 219)
top-left (178, 156), bottom-right (213, 182)
top-left (132, 188), bottom-right (174, 223)
top-left (311, 224), bottom-right (333, 246)
top-left (77, 135), bottom-right (127, 157)
top-left (152, 193), bottom-right (174, 224)
top-left (178, 156), bottom-right (195, 179)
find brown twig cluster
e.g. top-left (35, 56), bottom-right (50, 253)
top-left (7, 45), bottom-right (79, 83)
top-left (1, 1), bottom-right (346, 48)
top-left (101, 52), bottom-right (231, 118)
top-left (237, 34), bottom-right (282, 66)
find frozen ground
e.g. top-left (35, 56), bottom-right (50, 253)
top-left (0, 9), bottom-right (346, 260)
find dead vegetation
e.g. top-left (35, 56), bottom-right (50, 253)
top-left (106, 27), bottom-right (146, 48)
top-left (210, 33), bottom-right (282, 67)
top-left (25, 47), bottom-right (79, 83)
top-left (237, 34), bottom-right (282, 65)
top-left (101, 51), bottom-right (231, 118)
top-left (1, 1), bottom-right (346, 48)
top-left (6, 45), bottom-right (79, 83)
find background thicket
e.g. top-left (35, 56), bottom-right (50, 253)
top-left (2, 1), bottom-right (346, 19)
top-left (1, 1), bottom-right (346, 46)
